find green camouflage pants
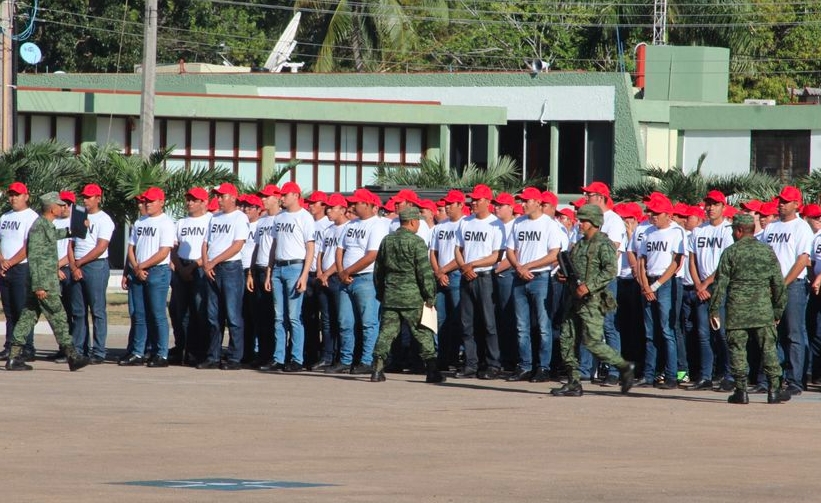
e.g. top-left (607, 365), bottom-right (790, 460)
top-left (560, 302), bottom-right (626, 381)
top-left (11, 292), bottom-right (72, 348)
top-left (727, 326), bottom-right (780, 381)
top-left (374, 307), bottom-right (437, 363)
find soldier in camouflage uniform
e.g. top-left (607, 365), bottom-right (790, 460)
top-left (5, 193), bottom-right (90, 371)
top-left (709, 213), bottom-right (791, 404)
top-left (551, 204), bottom-right (634, 396)
top-left (371, 207), bottom-right (444, 384)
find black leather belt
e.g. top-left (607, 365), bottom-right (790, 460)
top-left (275, 259), bottom-right (304, 266)
top-left (475, 271), bottom-right (492, 277)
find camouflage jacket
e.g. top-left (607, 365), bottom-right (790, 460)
top-left (710, 236), bottom-right (786, 329)
top-left (374, 227), bottom-right (435, 309)
top-left (27, 216), bottom-right (69, 293)
top-left (571, 229), bottom-right (617, 299)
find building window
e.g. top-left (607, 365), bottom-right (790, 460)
top-left (751, 130), bottom-right (810, 183)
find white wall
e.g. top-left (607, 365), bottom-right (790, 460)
top-left (811, 130), bottom-right (821, 171)
top-left (681, 130), bottom-right (750, 175)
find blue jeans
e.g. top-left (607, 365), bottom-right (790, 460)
top-left (337, 273), bottom-right (380, 366)
top-left (435, 270), bottom-right (462, 365)
top-left (493, 270), bottom-right (516, 369)
top-left (70, 259), bottom-right (110, 358)
top-left (205, 260), bottom-right (245, 363)
top-left (460, 273), bottom-right (501, 370)
top-left (579, 279), bottom-right (623, 379)
top-left (777, 280), bottom-right (809, 388)
top-left (693, 284), bottom-right (730, 381)
top-left (643, 277), bottom-right (680, 382)
top-left (273, 263), bottom-right (307, 365)
top-left (1, 264), bottom-right (33, 352)
top-left (129, 264), bottom-right (171, 358)
top-left (318, 275), bottom-right (341, 362)
top-left (246, 266), bottom-right (274, 362)
top-left (807, 290), bottom-right (821, 378)
top-left (512, 272), bottom-right (551, 371)
top-left (169, 262), bottom-right (208, 361)
top-left (679, 286), bottom-right (696, 376)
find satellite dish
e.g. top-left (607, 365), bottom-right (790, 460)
top-left (530, 59), bottom-right (548, 74)
top-left (20, 42), bottom-right (42, 65)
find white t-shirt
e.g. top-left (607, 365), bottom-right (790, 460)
top-left (175, 213), bottom-right (211, 261)
top-left (602, 209), bottom-right (627, 253)
top-left (688, 220), bottom-right (734, 281)
top-left (456, 214), bottom-right (504, 273)
top-left (762, 217), bottom-right (814, 279)
top-left (638, 224), bottom-right (686, 277)
top-left (430, 218), bottom-right (463, 267)
top-left (630, 221), bottom-right (652, 254)
top-left (311, 216), bottom-right (334, 272)
top-left (72, 210), bottom-right (115, 261)
top-left (253, 214), bottom-right (276, 268)
top-left (241, 220), bottom-right (259, 269)
top-left (320, 222), bottom-right (348, 273)
top-left (129, 213), bottom-right (176, 265)
top-left (273, 208), bottom-right (315, 262)
top-left (55, 217), bottom-right (70, 262)
top-left (340, 216), bottom-right (388, 274)
top-left (509, 214), bottom-right (565, 272)
top-left (0, 207), bottom-right (39, 264)
top-left (206, 209), bottom-right (249, 262)
top-left (812, 229), bottom-right (821, 277)
top-left (390, 217), bottom-right (432, 246)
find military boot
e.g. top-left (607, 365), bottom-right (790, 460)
top-left (767, 378), bottom-right (791, 404)
top-left (425, 359), bottom-right (445, 383)
top-left (5, 345), bottom-right (33, 371)
top-left (551, 380), bottom-right (583, 397)
top-left (727, 379), bottom-right (749, 404)
top-left (370, 357), bottom-right (386, 382)
top-left (618, 362), bottom-right (635, 395)
top-left (63, 344), bottom-right (90, 372)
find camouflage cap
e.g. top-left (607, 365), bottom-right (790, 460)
top-left (576, 203), bottom-right (603, 227)
top-left (40, 191), bottom-right (67, 208)
top-left (398, 207), bottom-right (423, 222)
top-left (732, 213), bottom-right (755, 227)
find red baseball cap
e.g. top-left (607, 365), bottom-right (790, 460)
top-left (723, 205), bottom-right (738, 218)
top-left (803, 203), bottom-right (821, 218)
top-left (258, 184), bottom-right (281, 197)
top-left (7, 182), bottom-right (27, 194)
top-left (384, 197), bottom-right (397, 213)
top-left (689, 205), bottom-right (706, 220)
top-left (580, 181), bottom-right (611, 198)
top-left (213, 183), bottom-right (239, 197)
top-left (493, 192), bottom-right (515, 206)
top-left (418, 199), bottom-right (437, 213)
top-left (703, 190), bottom-right (727, 204)
top-left (207, 197), bottom-right (219, 212)
top-left (141, 187), bottom-right (165, 201)
top-left (513, 203), bottom-right (524, 215)
top-left (516, 187), bottom-right (543, 201)
top-left (307, 191), bottom-right (328, 204)
top-left (81, 184), bottom-right (102, 197)
top-left (59, 191), bottom-right (76, 204)
top-left (570, 197), bottom-right (587, 209)
top-left (541, 191), bottom-right (559, 207)
top-left (326, 193), bottom-right (347, 207)
top-left (758, 201), bottom-right (778, 216)
top-left (557, 207), bottom-right (576, 220)
top-left (779, 186), bottom-right (802, 203)
top-left (462, 205), bottom-right (472, 217)
top-left (443, 190), bottom-right (466, 204)
top-left (280, 182), bottom-right (301, 195)
top-left (347, 188), bottom-right (376, 205)
top-left (612, 203), bottom-right (631, 219)
top-left (394, 189), bottom-right (420, 205)
top-left (186, 187), bottom-right (209, 201)
top-left (642, 191), bottom-right (667, 203)
top-left (645, 195), bottom-right (674, 214)
top-left (623, 202), bottom-right (644, 219)
top-left (672, 202), bottom-right (690, 217)
top-left (740, 199), bottom-right (762, 212)
top-left (468, 184), bottom-right (493, 200)
top-left (436, 199), bottom-right (446, 207)
top-left (243, 194), bottom-right (264, 208)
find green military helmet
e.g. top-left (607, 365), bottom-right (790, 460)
top-left (732, 213), bottom-right (754, 227)
top-left (398, 207), bottom-right (423, 222)
top-left (40, 191), bottom-right (67, 209)
top-left (576, 203), bottom-right (603, 227)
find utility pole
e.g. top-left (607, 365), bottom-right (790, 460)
top-left (0, 0), bottom-right (13, 151)
top-left (139, 0), bottom-right (158, 158)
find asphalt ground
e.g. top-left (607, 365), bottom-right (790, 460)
top-left (4, 326), bottom-right (821, 502)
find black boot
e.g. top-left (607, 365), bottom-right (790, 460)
top-left (425, 359), bottom-right (445, 383)
top-left (618, 362), bottom-right (635, 395)
top-left (5, 345), bottom-right (32, 371)
top-left (767, 378), bottom-right (791, 404)
top-left (370, 357), bottom-right (386, 382)
top-left (727, 387), bottom-right (749, 404)
top-left (551, 380), bottom-right (583, 397)
top-left (63, 344), bottom-right (90, 372)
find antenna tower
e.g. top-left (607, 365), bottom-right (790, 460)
top-left (653, 0), bottom-right (668, 45)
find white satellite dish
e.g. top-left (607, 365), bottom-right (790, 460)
top-left (20, 42), bottom-right (42, 65)
top-left (264, 12), bottom-right (303, 73)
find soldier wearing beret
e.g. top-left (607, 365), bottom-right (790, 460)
top-left (710, 213), bottom-right (792, 404)
top-left (371, 207), bottom-right (444, 384)
top-left (552, 204), bottom-right (634, 397)
top-left (5, 192), bottom-right (89, 371)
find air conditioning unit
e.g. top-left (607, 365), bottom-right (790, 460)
top-left (743, 99), bottom-right (776, 106)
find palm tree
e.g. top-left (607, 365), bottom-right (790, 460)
top-left (0, 141), bottom-right (86, 207)
top-left (295, 0), bottom-right (448, 72)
